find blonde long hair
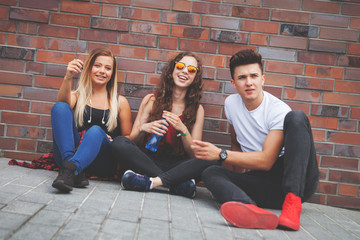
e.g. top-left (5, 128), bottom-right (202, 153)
top-left (74, 48), bottom-right (118, 132)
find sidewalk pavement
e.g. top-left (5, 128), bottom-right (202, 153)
top-left (0, 157), bottom-right (359, 240)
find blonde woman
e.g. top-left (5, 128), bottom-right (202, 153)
top-left (51, 48), bottom-right (132, 192)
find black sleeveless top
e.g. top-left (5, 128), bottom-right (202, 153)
top-left (78, 105), bottom-right (121, 139)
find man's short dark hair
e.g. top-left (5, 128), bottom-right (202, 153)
top-left (229, 49), bottom-right (263, 79)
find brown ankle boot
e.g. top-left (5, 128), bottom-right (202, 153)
top-left (52, 161), bottom-right (77, 192)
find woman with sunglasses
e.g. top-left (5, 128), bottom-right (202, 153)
top-left (51, 48), bottom-right (132, 192)
top-left (111, 52), bottom-right (220, 197)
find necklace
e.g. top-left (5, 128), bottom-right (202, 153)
top-left (88, 98), bottom-right (107, 125)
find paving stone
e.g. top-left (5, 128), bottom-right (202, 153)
top-left (8, 222), bottom-right (59, 240)
top-left (0, 191), bottom-right (18, 204)
top-left (172, 228), bottom-right (203, 240)
top-left (2, 200), bottom-right (44, 216)
top-left (28, 209), bottom-right (72, 226)
top-left (100, 218), bottom-right (137, 239)
top-left (0, 212), bottom-right (29, 229)
top-left (17, 191), bottom-right (55, 204)
top-left (137, 218), bottom-right (170, 240)
top-left (0, 227), bottom-right (13, 239)
top-left (0, 183), bottom-right (32, 195)
top-left (56, 220), bottom-right (100, 240)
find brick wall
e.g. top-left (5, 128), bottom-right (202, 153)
top-left (0, 0), bottom-right (359, 209)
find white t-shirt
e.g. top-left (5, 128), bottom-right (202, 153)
top-left (225, 91), bottom-right (291, 156)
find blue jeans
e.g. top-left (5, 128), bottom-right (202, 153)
top-left (51, 102), bottom-right (116, 177)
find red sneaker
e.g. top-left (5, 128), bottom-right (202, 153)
top-left (220, 201), bottom-right (278, 229)
top-left (278, 193), bottom-right (302, 231)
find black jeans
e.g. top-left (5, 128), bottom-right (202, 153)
top-left (111, 136), bottom-right (220, 186)
top-left (202, 110), bottom-right (319, 209)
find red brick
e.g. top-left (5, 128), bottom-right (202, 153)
top-left (0, 72), bottom-right (32, 86)
top-left (305, 65), bottom-right (343, 79)
top-left (173, 0), bottom-right (191, 12)
top-left (203, 105), bottom-right (222, 118)
top-left (0, 0), bottom-right (17, 6)
top-left (284, 89), bottom-right (321, 103)
top-left (329, 170), bottom-right (360, 184)
top-left (309, 39), bottom-right (347, 54)
top-left (40, 115), bottom-right (51, 127)
top-left (318, 182), bottom-right (337, 194)
top-left (224, 0), bottom-right (260, 6)
top-left (125, 72), bottom-right (144, 85)
top-left (0, 138), bottom-right (16, 150)
top-left (295, 77), bottom-right (334, 91)
top-left (145, 74), bottom-right (160, 86)
top-left (219, 44), bottom-right (255, 56)
top-left (131, 21), bottom-right (169, 35)
top-left (242, 19), bottom-right (278, 34)
top-left (161, 12), bottom-right (200, 26)
top-left (37, 140), bottom-right (53, 153)
top-left (37, 50), bottom-right (75, 64)
top-left (101, 4), bottom-right (119, 17)
top-left (303, 0), bottom-right (340, 14)
top-left (19, 0), bottom-right (58, 10)
top-left (270, 35), bottom-right (307, 50)
top-left (80, 29), bottom-right (117, 43)
top-left (271, 9), bottom-right (309, 24)
top-left (339, 120), bottom-right (357, 132)
top-left (337, 55), bottom-right (360, 68)
top-left (61, 0), bottom-right (100, 15)
top-left (311, 104), bottom-right (349, 118)
top-left (201, 92), bottom-right (225, 105)
top-left (117, 71), bottom-right (125, 83)
top-left (34, 76), bottom-right (62, 89)
top-left (48, 39), bottom-right (87, 53)
top-left (1, 46), bottom-right (35, 61)
top-left (342, 3), bottom-right (360, 16)
top-left (202, 15), bottom-right (239, 30)
top-left (298, 52), bottom-right (335, 65)
top-left (0, 6), bottom-right (8, 19)
top-left (0, 98), bottom-right (29, 112)
top-left (0, 33), bottom-right (5, 44)
top-left (202, 67), bottom-right (216, 80)
top-left (46, 64), bottom-right (67, 77)
top-left (91, 17), bottom-right (128, 31)
top-left (338, 184), bottom-right (357, 197)
top-left (17, 139), bottom-right (36, 152)
top-left (348, 43), bottom-right (360, 55)
top-left (351, 108), bottom-right (360, 120)
top-left (4, 151), bottom-right (42, 161)
top-left (312, 129), bottom-right (325, 141)
top-left (310, 117), bottom-right (338, 131)
top-left (179, 39), bottom-right (217, 54)
top-left (51, 12), bottom-right (90, 27)
top-left (148, 49), bottom-right (179, 62)
top-left (0, 124), bottom-right (4, 136)
top-left (2, 112), bottom-right (40, 125)
top-left (196, 53), bottom-right (226, 68)
top-left (31, 101), bottom-right (54, 114)
top-left (133, 0), bottom-right (171, 10)
top-left (117, 58), bottom-right (156, 73)
top-left (217, 68), bottom-right (231, 81)
top-left (350, 17), bottom-right (360, 29)
top-left (39, 24), bottom-right (77, 39)
top-left (122, 7), bottom-right (160, 22)
top-left (264, 86), bottom-right (282, 98)
top-left (204, 119), bottom-right (228, 132)
top-left (285, 101), bottom-right (310, 114)
top-left (88, 43), bottom-right (107, 53)
top-left (335, 144), bottom-right (360, 158)
top-left (159, 37), bottom-right (177, 50)
top-left (94, 0), bottom-right (130, 4)
top-left (108, 45), bottom-right (146, 59)
top-left (9, 7), bottom-right (49, 23)
top-left (18, 22), bottom-right (37, 34)
top-left (263, 0), bottom-right (300, 10)
top-left (320, 28), bottom-right (358, 42)
top-left (8, 34), bottom-right (47, 49)
top-left (203, 80), bottom-right (221, 92)
top-left (265, 73), bottom-right (294, 87)
top-left (335, 80), bottom-right (360, 94)
top-left (119, 33), bottom-right (157, 47)
top-left (321, 156), bottom-right (359, 170)
top-left (266, 61), bottom-right (303, 75)
top-left (345, 68), bottom-right (360, 81)
top-left (0, 20), bottom-right (16, 32)
top-left (202, 131), bottom-right (230, 146)
top-left (0, 59), bottom-right (24, 72)
top-left (311, 13), bottom-right (349, 28)
top-left (172, 26), bottom-right (209, 40)
top-left (327, 132), bottom-right (360, 146)
top-left (210, 30), bottom-right (247, 44)
top-left (193, 2), bottom-right (231, 16)
top-left (323, 92), bottom-right (360, 107)
top-left (23, 87), bottom-right (58, 102)
top-left (0, 84), bottom-right (22, 98)
top-left (250, 33), bottom-right (268, 46)
top-left (232, 6), bottom-right (269, 20)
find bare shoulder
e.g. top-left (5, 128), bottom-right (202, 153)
top-left (118, 95), bottom-right (129, 105)
top-left (141, 93), bottom-right (156, 108)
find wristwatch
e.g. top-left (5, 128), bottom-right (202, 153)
top-left (219, 149), bottom-right (228, 162)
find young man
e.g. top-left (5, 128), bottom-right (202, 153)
top-left (191, 49), bottom-right (319, 230)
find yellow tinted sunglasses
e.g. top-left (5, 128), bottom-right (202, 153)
top-left (175, 62), bottom-right (198, 74)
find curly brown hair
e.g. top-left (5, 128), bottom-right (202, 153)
top-left (148, 52), bottom-right (203, 156)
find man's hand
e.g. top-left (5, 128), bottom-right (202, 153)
top-left (191, 140), bottom-right (221, 161)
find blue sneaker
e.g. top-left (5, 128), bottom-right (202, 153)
top-left (121, 170), bottom-right (151, 192)
top-left (169, 179), bottom-right (196, 198)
